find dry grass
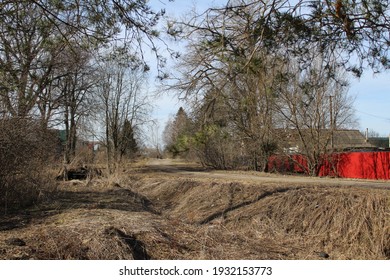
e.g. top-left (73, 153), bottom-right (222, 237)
top-left (0, 164), bottom-right (389, 260)
top-left (120, 170), bottom-right (390, 259)
top-left (224, 186), bottom-right (390, 259)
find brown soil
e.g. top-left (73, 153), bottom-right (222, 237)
top-left (0, 158), bottom-right (389, 260)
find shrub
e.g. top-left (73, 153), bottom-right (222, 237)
top-left (0, 118), bottom-right (57, 213)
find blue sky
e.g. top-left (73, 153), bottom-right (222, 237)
top-left (349, 71), bottom-right (390, 136)
top-left (148, 0), bottom-right (390, 137)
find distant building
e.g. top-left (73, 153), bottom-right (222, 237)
top-left (368, 137), bottom-right (390, 150)
top-left (282, 129), bottom-right (375, 154)
top-left (57, 129), bottom-right (67, 144)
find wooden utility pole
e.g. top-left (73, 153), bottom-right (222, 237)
top-left (329, 95), bottom-right (334, 149)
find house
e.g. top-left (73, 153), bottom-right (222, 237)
top-left (281, 129), bottom-right (376, 153)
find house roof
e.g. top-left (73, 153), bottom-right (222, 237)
top-left (332, 130), bottom-right (375, 150)
top-left (281, 129), bottom-right (376, 151)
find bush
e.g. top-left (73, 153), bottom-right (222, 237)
top-left (193, 125), bottom-right (248, 170)
top-left (0, 118), bottom-right (57, 213)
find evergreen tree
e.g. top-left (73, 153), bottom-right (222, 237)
top-left (163, 107), bottom-right (192, 157)
top-left (120, 119), bottom-right (138, 159)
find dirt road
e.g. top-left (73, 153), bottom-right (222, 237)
top-left (144, 158), bottom-right (390, 189)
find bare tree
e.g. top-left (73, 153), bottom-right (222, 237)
top-left (166, 0), bottom-right (361, 173)
top-left (57, 46), bottom-right (98, 164)
top-left (97, 48), bottom-right (150, 172)
top-left (0, 0), bottom-right (170, 123)
top-left (0, 2), bottom-right (65, 119)
top-left (169, 1), bottom-right (289, 170)
top-left (274, 55), bottom-right (357, 176)
top-left (147, 120), bottom-right (162, 159)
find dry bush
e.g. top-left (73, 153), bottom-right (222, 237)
top-left (0, 118), bottom-right (57, 213)
top-left (70, 145), bottom-right (96, 166)
top-left (195, 133), bottom-right (247, 170)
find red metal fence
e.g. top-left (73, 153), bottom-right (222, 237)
top-left (268, 151), bottom-right (390, 180)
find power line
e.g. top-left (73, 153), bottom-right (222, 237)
top-left (356, 110), bottom-right (390, 122)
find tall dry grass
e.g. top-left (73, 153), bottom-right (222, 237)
top-left (1, 165), bottom-right (388, 260)
top-left (129, 176), bottom-right (390, 259)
